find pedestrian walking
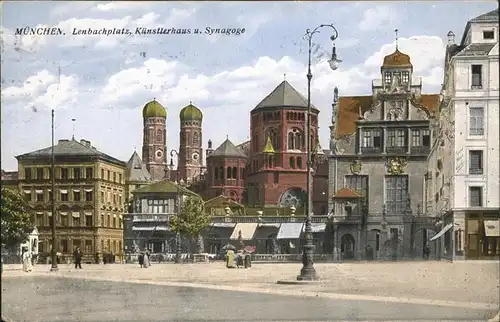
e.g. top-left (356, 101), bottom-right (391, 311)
top-left (138, 252), bottom-right (144, 268)
top-left (143, 249), bottom-right (150, 268)
top-left (423, 244), bottom-right (431, 260)
top-left (74, 247), bottom-right (83, 269)
top-left (22, 247), bottom-right (32, 272)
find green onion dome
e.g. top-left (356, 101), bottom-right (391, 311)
top-left (179, 103), bottom-right (203, 121)
top-left (142, 99), bottom-right (166, 118)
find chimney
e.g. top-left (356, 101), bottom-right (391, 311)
top-left (58, 139), bottom-right (69, 144)
top-left (80, 139), bottom-right (91, 147)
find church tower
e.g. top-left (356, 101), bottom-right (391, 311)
top-left (178, 102), bottom-right (203, 183)
top-left (142, 99), bottom-right (167, 181)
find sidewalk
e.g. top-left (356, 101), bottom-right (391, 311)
top-left (3, 261), bottom-right (499, 308)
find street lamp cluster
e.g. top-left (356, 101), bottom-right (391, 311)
top-left (298, 23), bottom-right (340, 281)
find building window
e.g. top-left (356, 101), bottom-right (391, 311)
top-left (60, 214), bottom-right (69, 227)
top-left (273, 172), bottom-right (279, 184)
top-left (214, 167), bottom-right (219, 180)
top-left (240, 168), bottom-right (245, 180)
top-left (36, 213), bottom-right (44, 226)
top-left (85, 240), bottom-right (92, 253)
top-left (385, 175), bottom-right (408, 213)
top-left (411, 129), bottom-right (430, 148)
top-left (469, 150), bottom-right (484, 175)
top-left (362, 130), bottom-right (372, 147)
top-left (60, 168), bottom-right (68, 180)
top-left (25, 168), bottom-right (32, 180)
top-left (85, 190), bottom-right (93, 201)
top-left (73, 190), bottom-right (81, 201)
top-left (36, 191), bottom-right (44, 202)
top-left (86, 167), bottom-right (93, 179)
top-left (101, 169), bottom-right (105, 179)
top-left (73, 168), bottom-right (81, 180)
top-left (396, 129), bottom-right (406, 147)
top-left (297, 156), bottom-right (303, 169)
top-left (411, 129), bottom-right (421, 147)
top-left (345, 175), bottom-right (369, 200)
top-left (289, 157), bottom-right (296, 169)
top-left (113, 216), bottom-right (116, 228)
top-left (361, 129), bottom-right (381, 151)
top-left (219, 166), bottom-right (224, 179)
top-left (156, 129), bottom-right (162, 142)
top-left (36, 168), bottom-right (44, 180)
top-left (107, 170), bottom-right (110, 181)
top-left (226, 167), bottom-right (231, 179)
top-left (113, 172), bottom-right (116, 182)
top-left (469, 107), bottom-right (484, 136)
top-left (483, 30), bottom-right (494, 39)
top-left (387, 129), bottom-right (396, 147)
top-left (469, 187), bottom-right (482, 207)
top-left (119, 173), bottom-right (122, 183)
top-left (471, 65), bottom-right (482, 89)
top-left (422, 129), bottom-right (430, 146)
top-left (73, 214), bottom-right (81, 227)
top-left (47, 168), bottom-right (51, 180)
top-left (265, 128), bottom-right (280, 150)
top-left (384, 72), bottom-right (392, 84)
top-left (287, 128), bottom-right (304, 150)
top-left (402, 72), bottom-right (409, 83)
top-left (85, 215), bottom-right (93, 227)
top-left (60, 190), bottom-right (69, 202)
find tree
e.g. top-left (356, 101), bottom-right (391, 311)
top-left (169, 195), bottom-right (211, 253)
top-left (1, 188), bottom-right (34, 249)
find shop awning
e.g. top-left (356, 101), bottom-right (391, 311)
top-left (277, 223), bottom-right (304, 239)
top-left (302, 223), bottom-right (326, 233)
top-left (258, 223), bottom-right (281, 228)
top-left (211, 223), bottom-right (236, 228)
top-left (484, 220), bottom-right (500, 237)
top-left (430, 223), bottom-right (453, 241)
top-left (132, 226), bottom-right (169, 231)
top-left (230, 223), bottom-right (258, 240)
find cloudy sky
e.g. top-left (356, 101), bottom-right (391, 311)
top-left (1, 1), bottom-right (497, 170)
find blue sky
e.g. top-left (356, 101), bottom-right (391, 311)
top-left (1, 1), bottom-right (497, 170)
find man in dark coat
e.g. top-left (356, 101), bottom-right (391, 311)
top-left (138, 252), bottom-right (144, 268)
top-left (74, 247), bottom-right (83, 269)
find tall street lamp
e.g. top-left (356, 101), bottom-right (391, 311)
top-left (298, 24), bottom-right (341, 281)
top-left (169, 149), bottom-right (182, 264)
top-left (50, 109), bottom-right (58, 272)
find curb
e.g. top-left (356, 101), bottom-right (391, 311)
top-left (41, 274), bottom-right (498, 311)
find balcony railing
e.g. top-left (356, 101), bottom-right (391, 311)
top-left (386, 146), bottom-right (408, 154)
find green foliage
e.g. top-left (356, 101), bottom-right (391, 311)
top-left (169, 196), bottom-right (211, 237)
top-left (1, 188), bottom-right (34, 248)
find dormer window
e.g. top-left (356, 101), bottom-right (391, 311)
top-left (384, 72), bottom-right (392, 84)
top-left (483, 30), bottom-right (494, 40)
top-left (402, 72), bottom-right (409, 83)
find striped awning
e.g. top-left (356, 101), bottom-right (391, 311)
top-left (277, 223), bottom-right (304, 239)
top-left (258, 223), bottom-right (281, 228)
top-left (132, 226), bottom-right (169, 231)
top-left (302, 223), bottom-right (326, 233)
top-left (211, 223), bottom-right (236, 228)
top-left (230, 223), bottom-right (258, 240)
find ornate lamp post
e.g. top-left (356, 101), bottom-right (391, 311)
top-left (169, 150), bottom-right (182, 264)
top-left (50, 109), bottom-right (58, 272)
top-left (297, 24), bottom-right (341, 281)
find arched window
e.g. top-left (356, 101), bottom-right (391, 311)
top-left (296, 156), bottom-right (303, 169)
top-left (287, 128), bottom-right (304, 150)
top-left (226, 167), bottom-right (231, 179)
top-left (241, 168), bottom-right (245, 179)
top-left (214, 167), bottom-right (219, 180)
top-left (265, 128), bottom-right (280, 150)
top-left (219, 167), bottom-right (224, 179)
top-left (232, 167), bottom-right (237, 179)
top-left (289, 157), bottom-right (296, 169)
top-left (156, 129), bottom-right (162, 142)
top-left (193, 132), bottom-right (199, 146)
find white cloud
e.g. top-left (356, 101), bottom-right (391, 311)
top-left (358, 6), bottom-right (399, 32)
top-left (2, 69), bottom-right (80, 111)
top-left (94, 2), bottom-right (147, 12)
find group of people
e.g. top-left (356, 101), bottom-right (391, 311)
top-left (138, 249), bottom-right (151, 268)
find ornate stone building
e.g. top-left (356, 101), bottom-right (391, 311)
top-left (142, 99), bottom-right (168, 181)
top-left (178, 103), bottom-right (203, 184)
top-left (245, 80), bottom-right (319, 208)
top-left (328, 44), bottom-right (440, 260)
top-left (15, 138), bottom-right (127, 262)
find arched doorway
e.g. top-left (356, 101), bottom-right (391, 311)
top-left (341, 234), bottom-right (355, 260)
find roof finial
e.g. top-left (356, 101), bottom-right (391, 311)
top-left (226, 134), bottom-right (229, 140)
top-left (133, 146), bottom-right (136, 152)
top-left (284, 73), bottom-right (286, 81)
top-left (71, 118), bottom-right (76, 140)
top-left (395, 28), bottom-right (399, 50)
top-left (189, 101), bottom-right (192, 105)
top-left (153, 97), bottom-right (156, 101)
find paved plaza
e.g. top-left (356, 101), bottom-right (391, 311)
top-left (2, 261), bottom-right (499, 321)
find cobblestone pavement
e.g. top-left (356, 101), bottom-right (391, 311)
top-left (2, 261), bottom-right (499, 308)
top-left (1, 276), bottom-right (497, 322)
